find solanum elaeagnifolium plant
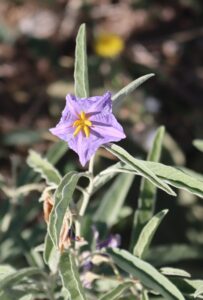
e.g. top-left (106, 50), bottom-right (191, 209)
top-left (1, 24), bottom-right (203, 300)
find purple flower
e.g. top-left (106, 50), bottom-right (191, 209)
top-left (49, 92), bottom-right (126, 166)
top-left (92, 225), bottom-right (121, 250)
top-left (96, 234), bottom-right (121, 250)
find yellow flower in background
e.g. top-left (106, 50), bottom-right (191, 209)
top-left (94, 33), bottom-right (124, 58)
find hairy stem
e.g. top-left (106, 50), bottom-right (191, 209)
top-left (75, 154), bottom-right (95, 248)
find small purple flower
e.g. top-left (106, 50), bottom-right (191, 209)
top-left (92, 225), bottom-right (121, 250)
top-left (49, 92), bottom-right (126, 166)
top-left (96, 234), bottom-right (121, 250)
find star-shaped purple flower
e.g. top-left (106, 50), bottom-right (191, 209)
top-left (49, 91), bottom-right (126, 166)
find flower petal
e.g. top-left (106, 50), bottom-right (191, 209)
top-left (49, 91), bottom-right (126, 167)
top-left (78, 92), bottom-right (112, 114)
top-left (49, 121), bottom-right (74, 142)
top-left (91, 113), bottom-right (126, 141)
top-left (63, 94), bottom-right (80, 119)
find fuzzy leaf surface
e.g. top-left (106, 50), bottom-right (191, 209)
top-left (130, 126), bottom-right (165, 250)
top-left (107, 248), bottom-right (184, 300)
top-left (133, 209), bottom-right (168, 258)
top-left (27, 150), bottom-right (61, 186)
top-left (48, 171), bottom-right (81, 247)
top-left (0, 268), bottom-right (44, 290)
top-left (74, 24), bottom-right (89, 98)
top-left (112, 74), bottom-right (154, 102)
top-left (193, 140), bottom-right (203, 153)
top-left (94, 173), bottom-right (134, 227)
top-left (99, 281), bottom-right (133, 300)
top-left (59, 251), bottom-right (87, 300)
top-left (105, 144), bottom-right (175, 196)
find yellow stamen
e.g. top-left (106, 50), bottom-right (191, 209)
top-left (84, 120), bottom-right (92, 126)
top-left (72, 111), bottom-right (92, 138)
top-left (80, 111), bottom-right (86, 120)
top-left (73, 120), bottom-right (82, 127)
top-left (73, 125), bottom-right (83, 136)
top-left (83, 125), bottom-right (90, 137)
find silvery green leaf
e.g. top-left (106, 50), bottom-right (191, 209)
top-left (193, 140), bottom-right (203, 152)
top-left (92, 171), bottom-right (117, 194)
top-left (0, 290), bottom-right (34, 300)
top-left (93, 173), bottom-right (134, 227)
top-left (0, 265), bottom-right (15, 280)
top-left (74, 24), bottom-right (89, 98)
top-left (2, 183), bottom-right (44, 198)
top-left (112, 74), bottom-right (154, 102)
top-left (27, 150), bottom-right (61, 186)
top-left (99, 281), bottom-right (133, 300)
top-left (107, 248), bottom-right (184, 300)
top-left (118, 206), bottom-right (133, 219)
top-left (0, 284), bottom-right (45, 300)
top-left (43, 233), bottom-right (60, 273)
top-left (19, 141), bottom-right (68, 186)
top-left (0, 268), bottom-right (44, 290)
top-left (141, 290), bottom-right (149, 300)
top-left (19, 295), bottom-right (33, 300)
top-left (179, 167), bottom-right (203, 183)
top-left (194, 285), bottom-right (203, 298)
top-left (59, 251), bottom-right (87, 300)
top-left (130, 126), bottom-right (165, 250)
top-left (48, 172), bottom-right (81, 247)
top-left (171, 278), bottom-right (203, 299)
top-left (147, 244), bottom-right (203, 266)
top-left (94, 278), bottom-right (118, 293)
top-left (106, 159), bottom-right (203, 199)
top-left (144, 161), bottom-right (203, 198)
top-left (133, 209), bottom-right (168, 258)
top-left (160, 267), bottom-right (191, 278)
top-left (104, 144), bottom-right (175, 196)
top-left (28, 248), bottom-right (44, 269)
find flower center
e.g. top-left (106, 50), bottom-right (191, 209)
top-left (72, 111), bottom-right (92, 138)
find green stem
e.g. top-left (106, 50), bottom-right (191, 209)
top-left (75, 154), bottom-right (95, 248)
top-left (46, 274), bottom-right (56, 300)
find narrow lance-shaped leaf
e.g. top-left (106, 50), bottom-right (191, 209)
top-left (130, 126), bottom-right (165, 250)
top-left (74, 23), bottom-right (89, 98)
top-left (170, 277), bottom-right (203, 299)
top-left (112, 74), bottom-right (155, 102)
top-left (59, 251), bottom-right (87, 300)
top-left (0, 265), bottom-right (15, 280)
top-left (0, 268), bottom-right (44, 290)
top-left (19, 295), bottom-right (33, 300)
top-left (104, 143), bottom-right (175, 196)
top-left (194, 285), bottom-right (203, 298)
top-left (0, 290), bottom-right (34, 300)
top-left (105, 161), bottom-right (203, 199)
top-left (19, 140), bottom-right (68, 185)
top-left (193, 139), bottom-right (203, 153)
top-left (107, 248), bottom-right (185, 300)
top-left (92, 170), bottom-right (117, 195)
top-left (99, 281), bottom-right (133, 300)
top-left (160, 267), bottom-right (191, 278)
top-left (133, 209), bottom-right (168, 258)
top-left (43, 233), bottom-right (60, 273)
top-left (94, 173), bottom-right (134, 227)
top-left (27, 150), bottom-right (61, 186)
top-left (144, 161), bottom-right (203, 199)
top-left (48, 171), bottom-right (81, 247)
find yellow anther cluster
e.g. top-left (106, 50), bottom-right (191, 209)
top-left (73, 111), bottom-right (92, 137)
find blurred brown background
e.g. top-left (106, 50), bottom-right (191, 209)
top-left (0, 0), bottom-right (203, 271)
